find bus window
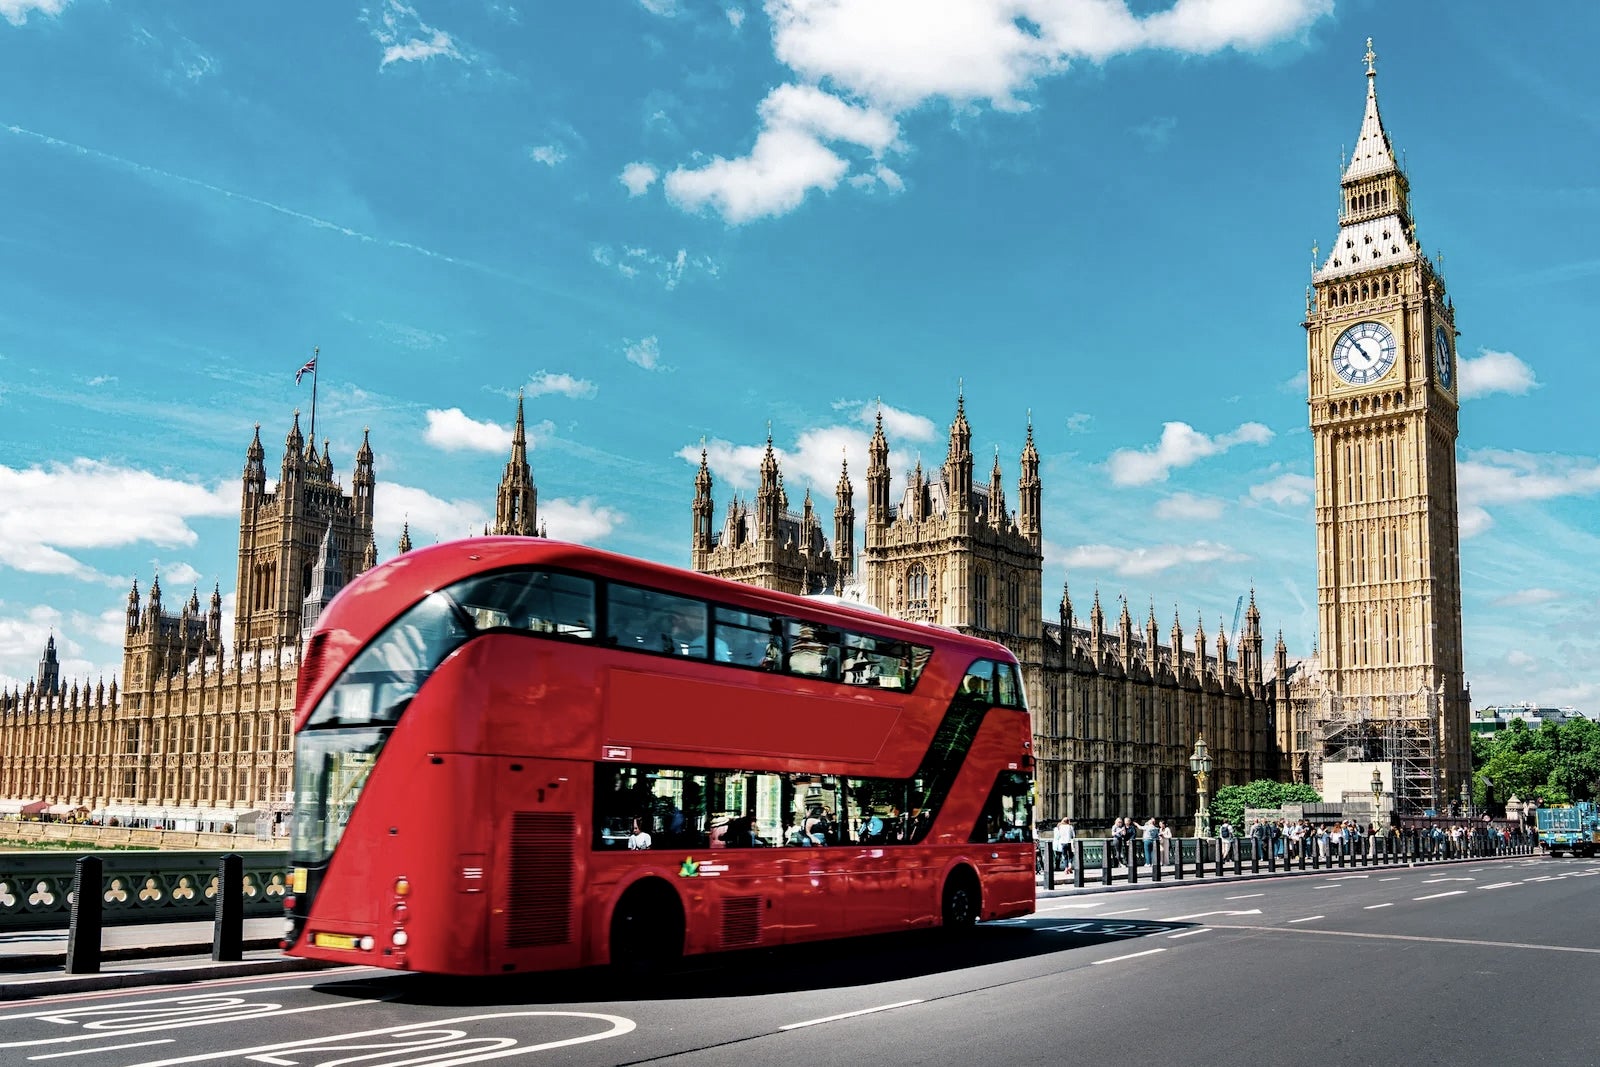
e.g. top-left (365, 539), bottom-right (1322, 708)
top-left (958, 660), bottom-right (995, 705)
top-left (995, 661), bottom-right (1023, 708)
top-left (454, 570), bottom-right (594, 639)
top-left (306, 591), bottom-right (469, 728)
top-left (971, 771), bottom-right (1034, 844)
top-left (607, 585), bottom-right (713, 658)
top-left (714, 607), bottom-right (782, 669)
top-left (840, 632), bottom-right (917, 690)
top-left (785, 620), bottom-right (842, 680)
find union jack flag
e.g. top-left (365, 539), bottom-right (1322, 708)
top-left (295, 355), bottom-right (317, 384)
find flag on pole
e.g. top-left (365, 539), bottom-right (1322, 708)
top-left (295, 354), bottom-right (318, 384)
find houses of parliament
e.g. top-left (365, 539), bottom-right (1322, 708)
top-left (0, 46), bottom-right (1471, 823)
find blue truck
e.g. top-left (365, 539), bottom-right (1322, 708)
top-left (1536, 803), bottom-right (1600, 858)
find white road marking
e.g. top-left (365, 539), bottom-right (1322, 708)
top-left (124, 1012), bottom-right (637, 1067)
top-left (0, 992), bottom-right (381, 1052)
top-left (1324, 874), bottom-right (1369, 880)
top-left (28, 1039), bottom-right (174, 1060)
top-left (1225, 893), bottom-right (1264, 900)
top-left (1159, 909), bottom-right (1261, 922)
top-left (1095, 908), bottom-right (1150, 917)
top-left (1287, 915), bottom-right (1324, 923)
top-left (1378, 877), bottom-right (1402, 882)
top-left (780, 1001), bottom-right (923, 1031)
top-left (1414, 891), bottom-right (1468, 901)
top-left (1364, 903), bottom-right (1393, 910)
top-left (1035, 902), bottom-right (1112, 911)
top-left (1479, 882), bottom-right (1521, 890)
top-left (1091, 948), bottom-right (1166, 966)
top-left (1167, 929), bottom-right (1211, 939)
top-left (1421, 877), bottom-right (1475, 883)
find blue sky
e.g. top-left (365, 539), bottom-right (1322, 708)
top-left (1, 1), bottom-right (1596, 713)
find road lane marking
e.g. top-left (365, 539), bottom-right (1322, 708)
top-left (1479, 882), bottom-right (1521, 890)
top-left (1364, 903), bottom-right (1393, 910)
top-left (1421, 877), bottom-right (1475, 883)
top-left (1378, 877), bottom-right (1401, 881)
top-left (1225, 893), bottom-right (1264, 900)
top-left (1159, 909), bottom-right (1261, 922)
top-left (1287, 915), bottom-right (1324, 923)
top-left (1167, 929), bottom-right (1211, 939)
top-left (1091, 948), bottom-right (1165, 966)
top-left (1095, 908), bottom-right (1150, 917)
top-left (28, 1039), bottom-right (174, 1060)
top-left (1414, 891), bottom-right (1468, 901)
top-left (1200, 924), bottom-right (1600, 955)
top-left (780, 1001), bottom-right (923, 1031)
top-left (1035, 902), bottom-right (1113, 911)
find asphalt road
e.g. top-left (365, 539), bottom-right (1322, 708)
top-left (1, 854), bottom-right (1592, 1067)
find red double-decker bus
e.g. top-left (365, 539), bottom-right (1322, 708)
top-left (284, 539), bottom-right (1035, 975)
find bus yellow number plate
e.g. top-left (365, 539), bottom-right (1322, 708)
top-left (312, 932), bottom-right (360, 950)
top-left (291, 868), bottom-right (307, 893)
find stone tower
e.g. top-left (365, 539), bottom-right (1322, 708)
top-left (36, 634), bottom-right (60, 697)
top-left (1296, 39), bottom-right (1469, 809)
top-left (494, 393), bottom-right (539, 536)
top-left (233, 415), bottom-right (375, 649)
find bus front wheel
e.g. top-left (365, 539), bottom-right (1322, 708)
top-left (609, 879), bottom-right (684, 973)
top-left (941, 868), bottom-right (980, 932)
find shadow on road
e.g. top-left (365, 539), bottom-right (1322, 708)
top-left (311, 917), bottom-right (1192, 1007)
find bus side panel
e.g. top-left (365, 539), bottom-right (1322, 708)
top-left (486, 757), bottom-right (590, 974)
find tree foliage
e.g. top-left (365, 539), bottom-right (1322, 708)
top-left (1212, 780), bottom-right (1323, 829)
top-left (1472, 717), bottom-right (1600, 808)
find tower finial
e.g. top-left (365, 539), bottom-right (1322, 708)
top-left (1364, 36), bottom-right (1376, 77)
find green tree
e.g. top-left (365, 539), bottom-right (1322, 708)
top-left (1213, 780), bottom-right (1322, 829)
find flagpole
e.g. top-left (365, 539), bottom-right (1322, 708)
top-left (308, 346), bottom-right (319, 449)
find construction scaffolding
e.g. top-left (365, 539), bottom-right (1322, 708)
top-left (1311, 692), bottom-right (1439, 816)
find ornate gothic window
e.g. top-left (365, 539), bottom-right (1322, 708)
top-left (974, 569), bottom-right (989, 629)
top-left (907, 564), bottom-right (929, 616)
top-left (1004, 574), bottom-right (1021, 635)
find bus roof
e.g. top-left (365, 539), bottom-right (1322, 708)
top-left (300, 538), bottom-right (1019, 712)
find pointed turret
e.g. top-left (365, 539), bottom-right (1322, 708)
top-left (692, 443), bottom-right (715, 564)
top-left (36, 634), bottom-right (60, 696)
top-left (397, 521), bottom-right (413, 555)
top-left (126, 578), bottom-right (141, 634)
top-left (243, 423), bottom-right (267, 500)
top-left (301, 522), bottom-right (344, 637)
top-left (1171, 608), bottom-right (1184, 663)
top-left (834, 453), bottom-right (855, 583)
top-left (757, 432), bottom-right (781, 539)
top-left (1018, 415), bottom-right (1041, 546)
top-left (362, 534), bottom-right (377, 570)
top-left (1145, 601), bottom-right (1159, 654)
top-left (866, 407), bottom-right (890, 531)
top-left (207, 581), bottom-right (222, 643)
top-left (987, 449), bottom-right (1006, 529)
top-left (494, 394), bottom-right (538, 536)
top-left (1060, 577), bottom-right (1073, 629)
top-left (353, 427), bottom-right (375, 540)
top-left (281, 410), bottom-right (305, 486)
top-left (946, 388), bottom-right (973, 512)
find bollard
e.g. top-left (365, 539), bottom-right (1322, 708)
top-left (213, 853), bottom-right (244, 962)
top-left (1251, 838), bottom-right (1260, 875)
top-left (1073, 840), bottom-right (1085, 888)
top-left (1267, 842), bottom-right (1277, 873)
top-left (1175, 839), bottom-right (1185, 880)
top-left (1101, 839), bottom-right (1113, 887)
top-left (1337, 841), bottom-right (1346, 868)
top-left (1042, 843), bottom-right (1055, 891)
top-left (1213, 838), bottom-right (1224, 878)
top-left (1127, 841), bottom-right (1138, 884)
top-left (1152, 841), bottom-right (1163, 882)
top-left (1233, 839), bottom-right (1243, 877)
top-left (1298, 845), bottom-right (1307, 871)
top-left (65, 855), bottom-right (102, 975)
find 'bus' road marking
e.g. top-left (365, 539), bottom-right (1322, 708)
top-left (1225, 893), bottom-right (1264, 900)
top-left (1167, 928), bottom-right (1211, 939)
top-left (1091, 948), bottom-right (1165, 966)
top-left (28, 1039), bottom-right (174, 1060)
top-left (780, 1000), bottom-right (923, 1031)
top-left (123, 1012), bottom-right (636, 1067)
top-left (1479, 881), bottom-right (1521, 890)
top-left (1287, 915), bottom-right (1324, 923)
top-left (0, 991), bottom-right (382, 1052)
top-left (1414, 891), bottom-right (1468, 901)
top-left (1094, 908), bottom-right (1150, 917)
top-left (1363, 903), bottom-right (1393, 910)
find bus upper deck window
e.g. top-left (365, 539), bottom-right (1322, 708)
top-left (959, 660), bottom-right (995, 705)
top-left (609, 585), bottom-right (714, 658)
top-left (452, 570), bottom-right (595, 639)
top-left (995, 661), bottom-right (1024, 708)
top-left (714, 607), bottom-right (782, 669)
top-left (785, 620), bottom-right (841, 680)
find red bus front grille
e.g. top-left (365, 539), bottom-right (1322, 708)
top-left (505, 812), bottom-right (574, 948)
top-left (720, 896), bottom-right (762, 948)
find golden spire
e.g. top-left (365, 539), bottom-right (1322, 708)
top-left (1364, 36), bottom-right (1376, 77)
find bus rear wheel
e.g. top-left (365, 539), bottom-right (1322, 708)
top-left (941, 868), bottom-right (980, 932)
top-left (609, 880), bottom-right (684, 975)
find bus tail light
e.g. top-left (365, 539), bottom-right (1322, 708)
top-left (393, 877), bottom-right (411, 897)
top-left (283, 895), bottom-right (296, 911)
top-left (392, 903), bottom-right (410, 925)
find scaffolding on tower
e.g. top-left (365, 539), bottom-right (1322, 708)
top-left (1311, 690), bottom-right (1439, 816)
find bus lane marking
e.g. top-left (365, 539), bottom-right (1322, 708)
top-left (1091, 948), bottom-right (1165, 966)
top-left (780, 1000), bottom-right (923, 1031)
top-left (1414, 891), bottom-right (1468, 901)
top-left (123, 1012), bottom-right (636, 1067)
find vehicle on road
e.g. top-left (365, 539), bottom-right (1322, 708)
top-left (284, 538), bottom-right (1035, 975)
top-left (1535, 802), bottom-right (1600, 857)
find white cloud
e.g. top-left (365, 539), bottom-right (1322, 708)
top-left (1065, 412), bottom-right (1093, 434)
top-left (1248, 472), bottom-right (1315, 507)
top-left (87, 374), bottom-right (117, 386)
top-left (726, 5), bottom-right (745, 29)
top-left (374, 483), bottom-right (489, 545)
top-left (1459, 449), bottom-right (1600, 507)
top-left (422, 408), bottom-right (513, 453)
top-left (523, 371), bottom-right (597, 399)
top-left (1494, 588), bottom-right (1560, 607)
top-left (1506, 650), bottom-right (1537, 670)
top-left (541, 498), bottom-right (624, 543)
top-left (530, 144), bottom-right (567, 167)
top-left (838, 399), bottom-right (937, 442)
top-left (1153, 492), bottom-right (1224, 522)
top-left (620, 162), bottom-right (659, 196)
top-left (1459, 504), bottom-right (1493, 539)
top-left (156, 561), bottom-right (202, 588)
top-left (0, 459), bottom-right (236, 582)
top-left (369, 1), bottom-right (464, 68)
top-left (639, 0), bottom-right (677, 14)
top-left (592, 244), bottom-right (717, 289)
top-left (0, 0), bottom-right (67, 26)
top-left (1108, 421), bottom-right (1274, 486)
top-left (625, 336), bottom-right (663, 371)
top-left (1059, 540), bottom-right (1246, 579)
top-left (664, 83), bottom-right (899, 224)
top-left (1459, 349), bottom-right (1539, 400)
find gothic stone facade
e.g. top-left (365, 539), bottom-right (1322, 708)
top-left (694, 396), bottom-right (1284, 828)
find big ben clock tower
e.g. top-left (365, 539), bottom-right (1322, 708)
top-left (1298, 40), bottom-right (1469, 811)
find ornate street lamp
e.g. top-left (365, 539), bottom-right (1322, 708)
top-left (1461, 780), bottom-right (1471, 820)
top-left (1189, 735), bottom-right (1213, 838)
top-left (1371, 766), bottom-right (1384, 844)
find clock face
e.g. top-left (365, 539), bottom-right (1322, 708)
top-left (1434, 325), bottom-right (1453, 389)
top-left (1331, 321), bottom-right (1397, 385)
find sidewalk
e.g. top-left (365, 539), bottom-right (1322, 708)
top-left (0, 917), bottom-right (331, 1000)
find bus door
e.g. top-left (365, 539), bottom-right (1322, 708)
top-left (487, 757), bottom-right (589, 973)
